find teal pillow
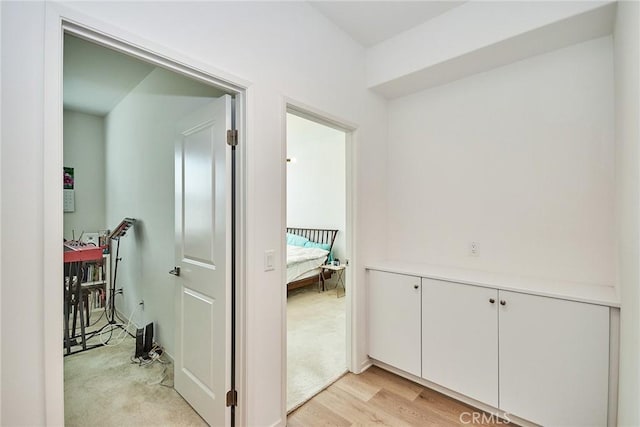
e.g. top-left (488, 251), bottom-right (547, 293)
top-left (303, 241), bottom-right (333, 262)
top-left (286, 233), bottom-right (309, 247)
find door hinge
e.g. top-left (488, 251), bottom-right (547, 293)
top-left (226, 389), bottom-right (238, 407)
top-left (227, 129), bottom-right (238, 147)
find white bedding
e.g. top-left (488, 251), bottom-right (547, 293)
top-left (287, 245), bottom-right (329, 283)
top-left (290, 267), bottom-right (322, 283)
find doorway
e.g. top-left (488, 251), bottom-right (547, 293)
top-left (284, 108), bottom-right (353, 411)
top-left (45, 17), bottom-right (246, 426)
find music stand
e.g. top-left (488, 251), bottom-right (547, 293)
top-left (107, 218), bottom-right (136, 324)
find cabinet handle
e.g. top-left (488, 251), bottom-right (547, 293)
top-left (489, 298), bottom-right (495, 304)
top-left (413, 284), bottom-right (419, 289)
top-left (500, 300), bottom-right (506, 306)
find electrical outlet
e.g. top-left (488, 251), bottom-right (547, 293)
top-left (470, 242), bottom-right (480, 257)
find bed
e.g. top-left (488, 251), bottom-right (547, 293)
top-left (286, 227), bottom-right (338, 292)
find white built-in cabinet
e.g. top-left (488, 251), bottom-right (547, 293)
top-left (367, 269), bottom-right (613, 426)
top-left (421, 278), bottom-right (499, 407)
top-left (498, 290), bottom-right (609, 426)
top-left (368, 271), bottom-right (421, 377)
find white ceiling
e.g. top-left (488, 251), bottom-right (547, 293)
top-left (64, 35), bottom-right (155, 116)
top-left (63, 2), bottom-right (468, 115)
top-left (309, 1), bottom-right (466, 47)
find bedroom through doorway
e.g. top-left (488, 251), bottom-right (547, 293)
top-left (285, 111), bottom-right (349, 411)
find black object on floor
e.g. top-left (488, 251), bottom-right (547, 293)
top-left (135, 328), bottom-right (144, 358)
top-left (143, 322), bottom-right (154, 357)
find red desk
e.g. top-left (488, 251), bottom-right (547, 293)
top-left (64, 245), bottom-right (103, 263)
top-left (63, 244), bottom-right (106, 355)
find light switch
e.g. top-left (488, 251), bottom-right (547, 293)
top-left (264, 249), bottom-right (275, 271)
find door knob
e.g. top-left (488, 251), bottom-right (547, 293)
top-left (489, 298), bottom-right (495, 304)
top-left (500, 300), bottom-right (506, 306)
top-left (169, 266), bottom-right (181, 277)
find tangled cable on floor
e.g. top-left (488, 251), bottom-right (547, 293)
top-left (130, 342), bottom-right (167, 366)
top-left (99, 304), bottom-right (141, 347)
top-left (130, 342), bottom-right (173, 387)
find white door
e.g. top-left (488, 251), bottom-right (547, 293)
top-left (421, 278), bottom-right (498, 407)
top-left (174, 95), bottom-right (232, 426)
top-left (367, 270), bottom-right (422, 377)
top-left (499, 291), bottom-right (609, 426)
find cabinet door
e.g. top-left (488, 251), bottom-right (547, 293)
top-left (367, 270), bottom-right (421, 377)
top-left (499, 291), bottom-right (609, 426)
top-left (421, 278), bottom-right (499, 407)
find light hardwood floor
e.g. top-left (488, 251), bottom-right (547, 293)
top-left (287, 366), bottom-right (511, 427)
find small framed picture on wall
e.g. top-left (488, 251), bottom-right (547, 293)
top-left (63, 167), bottom-right (74, 189)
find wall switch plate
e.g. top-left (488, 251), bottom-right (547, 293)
top-left (264, 249), bottom-right (275, 271)
top-left (470, 242), bottom-right (480, 257)
top-left (63, 189), bottom-right (75, 212)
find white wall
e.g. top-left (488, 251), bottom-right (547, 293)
top-left (366, 1), bottom-right (613, 90)
top-left (0, 1), bottom-right (3, 421)
top-left (287, 113), bottom-right (346, 261)
top-left (63, 109), bottom-right (106, 239)
top-left (1, 2), bottom-right (46, 424)
top-left (614, 1), bottom-right (640, 425)
top-left (0, 2), bottom-right (388, 426)
top-left (387, 36), bottom-right (616, 286)
top-left (105, 67), bottom-right (223, 356)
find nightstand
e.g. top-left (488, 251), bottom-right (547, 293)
top-left (321, 264), bottom-right (346, 298)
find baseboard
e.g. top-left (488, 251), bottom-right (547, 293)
top-left (162, 350), bottom-right (175, 364)
top-left (355, 358), bottom-right (373, 374)
top-left (268, 419), bottom-right (284, 427)
top-left (371, 359), bottom-right (537, 427)
top-left (115, 309), bottom-right (174, 361)
top-left (113, 308), bottom-right (137, 334)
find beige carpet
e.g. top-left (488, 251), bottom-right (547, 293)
top-left (66, 287), bottom-right (345, 421)
top-left (287, 283), bottom-right (347, 411)
top-left (64, 317), bottom-right (205, 427)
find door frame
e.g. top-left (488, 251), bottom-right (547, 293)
top-left (281, 99), bottom-right (358, 415)
top-left (43, 4), bottom-right (248, 425)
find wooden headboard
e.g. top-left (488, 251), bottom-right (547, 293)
top-left (287, 227), bottom-right (338, 253)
